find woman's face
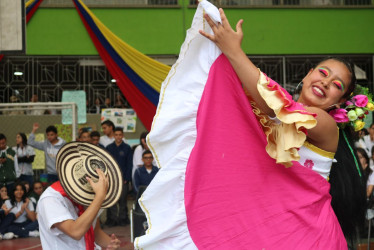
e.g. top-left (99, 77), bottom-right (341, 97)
top-left (357, 151), bottom-right (368, 170)
top-left (16, 134), bottom-right (22, 145)
top-left (0, 186), bottom-right (7, 199)
top-left (14, 185), bottom-right (24, 201)
top-left (298, 59), bottom-right (352, 110)
top-left (33, 183), bottom-right (43, 196)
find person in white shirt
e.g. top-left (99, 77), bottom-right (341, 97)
top-left (37, 169), bottom-right (120, 250)
top-left (357, 148), bottom-right (374, 198)
top-left (0, 183), bottom-right (38, 239)
top-left (360, 123), bottom-right (374, 156)
top-left (132, 132), bottom-right (150, 180)
top-left (13, 133), bottom-right (35, 186)
top-left (99, 120), bottom-right (126, 147)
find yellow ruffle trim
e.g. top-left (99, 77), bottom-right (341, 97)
top-left (253, 72), bottom-right (317, 167)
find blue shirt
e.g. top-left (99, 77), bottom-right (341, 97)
top-left (106, 142), bottom-right (133, 181)
top-left (133, 165), bottom-right (158, 192)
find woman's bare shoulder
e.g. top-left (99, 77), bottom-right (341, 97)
top-left (304, 106), bottom-right (339, 153)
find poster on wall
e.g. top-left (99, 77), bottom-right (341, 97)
top-left (61, 90), bottom-right (87, 124)
top-left (101, 108), bottom-right (137, 132)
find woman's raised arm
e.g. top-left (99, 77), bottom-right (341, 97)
top-left (199, 8), bottom-right (274, 116)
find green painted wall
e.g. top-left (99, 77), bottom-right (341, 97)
top-left (26, 6), bottom-right (374, 55)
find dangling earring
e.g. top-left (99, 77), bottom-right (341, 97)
top-left (295, 81), bottom-right (303, 94)
top-left (293, 81), bottom-right (303, 100)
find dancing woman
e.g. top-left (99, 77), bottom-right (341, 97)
top-left (135, 1), bottom-right (367, 249)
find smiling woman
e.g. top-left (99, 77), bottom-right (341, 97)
top-left (197, 6), bottom-right (366, 246)
top-left (0, 183), bottom-right (38, 240)
top-left (135, 2), bottom-right (368, 249)
top-left (200, 3), bottom-right (365, 237)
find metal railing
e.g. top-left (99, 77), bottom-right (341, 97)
top-left (39, 0), bottom-right (179, 7)
top-left (1, 55), bottom-right (373, 107)
top-left (35, 0), bottom-right (374, 7)
top-left (0, 102), bottom-right (78, 139)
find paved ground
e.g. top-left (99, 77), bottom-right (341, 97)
top-left (0, 224), bottom-right (134, 250)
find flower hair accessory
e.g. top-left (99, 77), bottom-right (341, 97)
top-left (329, 85), bottom-right (374, 131)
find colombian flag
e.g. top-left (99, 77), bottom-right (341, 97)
top-left (73, 0), bottom-right (170, 130)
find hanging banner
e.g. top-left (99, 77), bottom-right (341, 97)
top-left (73, 0), bottom-right (171, 130)
top-left (101, 108), bottom-right (137, 132)
top-left (61, 90), bottom-right (87, 124)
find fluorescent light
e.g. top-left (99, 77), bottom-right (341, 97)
top-left (111, 79), bottom-right (116, 82)
top-left (14, 72), bottom-right (23, 76)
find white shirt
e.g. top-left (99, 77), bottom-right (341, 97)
top-left (13, 145), bottom-right (35, 176)
top-left (368, 172), bottom-right (374, 186)
top-left (37, 187), bottom-right (101, 250)
top-left (362, 135), bottom-right (374, 156)
top-left (297, 141), bottom-right (335, 180)
top-left (99, 135), bottom-right (127, 148)
top-left (4, 199), bottom-right (34, 223)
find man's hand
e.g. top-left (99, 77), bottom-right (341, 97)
top-left (32, 123), bottom-right (39, 133)
top-left (106, 234), bottom-right (121, 250)
top-left (87, 168), bottom-right (108, 201)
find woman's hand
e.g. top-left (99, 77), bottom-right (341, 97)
top-left (21, 198), bottom-right (29, 211)
top-left (199, 8), bottom-right (244, 59)
top-left (2, 204), bottom-right (11, 214)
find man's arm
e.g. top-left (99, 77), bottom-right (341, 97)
top-left (52, 169), bottom-right (108, 241)
top-left (28, 123), bottom-right (45, 150)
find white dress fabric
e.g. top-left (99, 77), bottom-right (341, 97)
top-left (297, 141), bottom-right (336, 180)
top-left (134, 1), bottom-right (221, 249)
top-left (37, 187), bottom-right (101, 250)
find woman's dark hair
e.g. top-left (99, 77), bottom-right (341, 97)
top-left (10, 183), bottom-right (28, 206)
top-left (362, 128), bottom-right (369, 136)
top-left (329, 127), bottom-right (366, 242)
top-left (17, 133), bottom-right (28, 147)
top-left (356, 147), bottom-right (372, 182)
top-left (315, 57), bottom-right (356, 99)
top-left (32, 181), bottom-right (43, 190)
top-left (31, 181), bottom-right (44, 199)
top-left (140, 131), bottom-right (149, 149)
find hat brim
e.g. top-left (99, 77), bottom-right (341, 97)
top-left (56, 142), bottom-right (123, 208)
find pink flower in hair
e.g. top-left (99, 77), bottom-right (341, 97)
top-left (352, 95), bottom-right (368, 107)
top-left (345, 101), bottom-right (354, 106)
top-left (329, 108), bottom-right (349, 123)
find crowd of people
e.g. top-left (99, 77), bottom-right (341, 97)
top-left (2, 93), bottom-right (130, 116)
top-left (0, 119), bottom-right (159, 242)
